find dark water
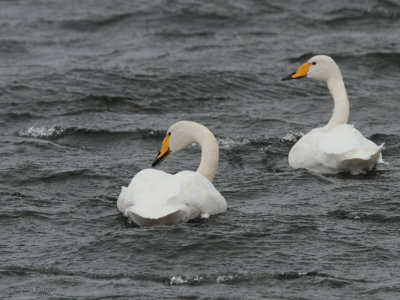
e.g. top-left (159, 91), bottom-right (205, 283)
top-left (1, 0), bottom-right (400, 299)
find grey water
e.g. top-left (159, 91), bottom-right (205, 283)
top-left (1, 0), bottom-right (400, 299)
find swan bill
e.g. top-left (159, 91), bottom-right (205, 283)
top-left (152, 135), bottom-right (171, 167)
top-left (282, 62), bottom-right (312, 80)
top-left (152, 149), bottom-right (171, 167)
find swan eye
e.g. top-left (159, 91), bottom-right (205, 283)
top-left (312, 62), bottom-right (316, 65)
top-left (168, 132), bottom-right (171, 136)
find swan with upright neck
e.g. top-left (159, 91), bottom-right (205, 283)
top-left (282, 55), bottom-right (384, 175)
top-left (117, 121), bottom-right (227, 226)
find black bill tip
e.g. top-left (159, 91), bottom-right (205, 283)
top-left (281, 72), bottom-right (295, 81)
top-left (152, 149), bottom-right (171, 167)
top-left (152, 157), bottom-right (162, 167)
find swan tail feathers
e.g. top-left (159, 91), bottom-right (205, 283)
top-left (342, 143), bottom-right (384, 161)
top-left (126, 204), bottom-right (187, 227)
top-left (339, 144), bottom-right (384, 174)
top-left (377, 143), bottom-right (385, 163)
top-left (200, 211), bottom-right (210, 219)
top-left (117, 186), bottom-right (128, 213)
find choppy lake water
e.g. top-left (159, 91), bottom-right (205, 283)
top-left (1, 0), bottom-right (400, 299)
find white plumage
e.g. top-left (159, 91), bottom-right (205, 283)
top-left (117, 121), bottom-right (227, 226)
top-left (283, 55), bottom-right (383, 175)
top-left (289, 124), bottom-right (384, 175)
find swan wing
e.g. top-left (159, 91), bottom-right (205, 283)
top-left (318, 124), bottom-right (383, 159)
top-left (289, 125), bottom-right (383, 174)
top-left (125, 203), bottom-right (188, 227)
top-left (318, 124), bottom-right (365, 155)
top-left (117, 169), bottom-right (181, 218)
top-left (117, 169), bottom-right (226, 226)
top-left (173, 171), bottom-right (227, 216)
top-left (316, 124), bottom-right (384, 174)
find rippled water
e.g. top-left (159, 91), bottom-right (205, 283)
top-left (1, 0), bottom-right (400, 299)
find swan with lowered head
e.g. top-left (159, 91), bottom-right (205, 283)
top-left (117, 121), bottom-right (227, 226)
top-left (282, 55), bottom-right (384, 175)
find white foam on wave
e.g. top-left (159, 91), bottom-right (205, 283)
top-left (169, 274), bottom-right (236, 285)
top-left (281, 131), bottom-right (304, 142)
top-left (217, 137), bottom-right (251, 149)
top-left (169, 276), bottom-right (188, 285)
top-left (19, 126), bottom-right (65, 139)
top-left (216, 274), bottom-right (234, 283)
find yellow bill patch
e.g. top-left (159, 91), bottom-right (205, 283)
top-left (158, 135), bottom-right (170, 159)
top-left (292, 62), bottom-right (312, 79)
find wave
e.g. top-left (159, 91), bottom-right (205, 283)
top-left (17, 124), bottom-right (304, 147)
top-left (323, 5), bottom-right (400, 24)
top-left (0, 40), bottom-right (28, 55)
top-left (31, 168), bottom-right (92, 182)
top-left (336, 52), bottom-right (400, 71)
top-left (281, 131), bottom-right (304, 142)
top-left (328, 209), bottom-right (400, 223)
top-left (18, 126), bottom-right (67, 139)
top-left (57, 1), bottom-right (255, 34)
top-left (12, 167), bottom-right (113, 186)
top-left (168, 270), bottom-right (330, 285)
top-left (370, 133), bottom-right (400, 157)
top-left (218, 131), bottom-right (303, 150)
top-left (217, 133), bottom-right (302, 173)
top-left (1, 209), bottom-right (58, 221)
top-left (287, 51), bottom-right (400, 68)
top-left (370, 133), bottom-right (399, 142)
top-left (167, 273), bottom-right (245, 285)
top-left (0, 265), bottom-right (342, 288)
top-left (59, 13), bottom-right (133, 32)
top-left (29, 95), bottom-right (161, 116)
top-left (18, 126), bottom-right (165, 140)
top-left (217, 136), bottom-right (253, 149)
top-left (154, 30), bottom-right (214, 39)
top-left (1, 112), bottom-right (42, 121)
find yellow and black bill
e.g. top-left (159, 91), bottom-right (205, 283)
top-left (152, 135), bottom-right (171, 167)
top-left (282, 62), bottom-right (312, 81)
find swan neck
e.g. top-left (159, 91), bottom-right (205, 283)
top-left (324, 74), bottom-right (349, 130)
top-left (195, 128), bottom-right (219, 182)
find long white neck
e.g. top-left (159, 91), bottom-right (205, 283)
top-left (323, 73), bottom-right (349, 130)
top-left (194, 126), bottom-right (219, 182)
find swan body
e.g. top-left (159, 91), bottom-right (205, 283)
top-left (288, 124), bottom-right (384, 175)
top-left (283, 55), bottom-right (383, 175)
top-left (117, 121), bottom-right (227, 226)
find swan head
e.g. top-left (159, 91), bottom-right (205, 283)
top-left (152, 121), bottom-right (196, 167)
top-left (282, 55), bottom-right (340, 82)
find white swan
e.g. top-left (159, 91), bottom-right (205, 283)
top-left (117, 121), bottom-right (227, 226)
top-left (282, 55), bottom-right (384, 175)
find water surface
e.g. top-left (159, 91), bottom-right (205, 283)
top-left (1, 0), bottom-right (400, 299)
